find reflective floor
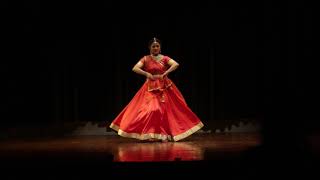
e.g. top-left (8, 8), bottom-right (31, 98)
top-left (0, 133), bottom-right (260, 162)
top-left (1, 132), bottom-right (318, 179)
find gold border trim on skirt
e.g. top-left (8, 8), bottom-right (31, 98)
top-left (109, 122), bottom-right (204, 142)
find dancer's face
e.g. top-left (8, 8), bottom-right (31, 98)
top-left (150, 42), bottom-right (161, 55)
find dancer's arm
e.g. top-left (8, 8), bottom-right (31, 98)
top-left (132, 61), bottom-right (154, 80)
top-left (163, 59), bottom-right (179, 76)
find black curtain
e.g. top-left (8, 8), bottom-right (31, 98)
top-left (1, 1), bottom-right (315, 135)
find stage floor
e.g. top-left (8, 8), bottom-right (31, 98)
top-left (1, 132), bottom-right (318, 179)
top-left (0, 132), bottom-right (260, 162)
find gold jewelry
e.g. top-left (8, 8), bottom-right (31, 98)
top-left (151, 55), bottom-right (161, 61)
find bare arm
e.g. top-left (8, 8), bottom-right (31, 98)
top-left (132, 60), bottom-right (154, 80)
top-left (163, 59), bottom-right (179, 76)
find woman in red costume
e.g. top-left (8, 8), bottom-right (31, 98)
top-left (109, 37), bottom-right (204, 142)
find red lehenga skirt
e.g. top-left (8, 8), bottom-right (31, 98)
top-left (109, 78), bottom-right (204, 141)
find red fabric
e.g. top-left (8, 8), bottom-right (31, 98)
top-left (115, 143), bottom-right (203, 161)
top-left (110, 55), bottom-right (203, 140)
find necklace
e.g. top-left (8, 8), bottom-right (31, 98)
top-left (151, 54), bottom-right (162, 61)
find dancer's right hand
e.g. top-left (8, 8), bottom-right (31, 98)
top-left (146, 73), bottom-right (155, 80)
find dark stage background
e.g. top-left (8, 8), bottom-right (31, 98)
top-left (1, 1), bottom-right (318, 179)
top-left (1, 1), bottom-right (316, 140)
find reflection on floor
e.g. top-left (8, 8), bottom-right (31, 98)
top-left (0, 132), bottom-right (318, 179)
top-left (0, 133), bottom-right (260, 162)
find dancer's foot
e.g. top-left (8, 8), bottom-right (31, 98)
top-left (161, 139), bottom-right (168, 143)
